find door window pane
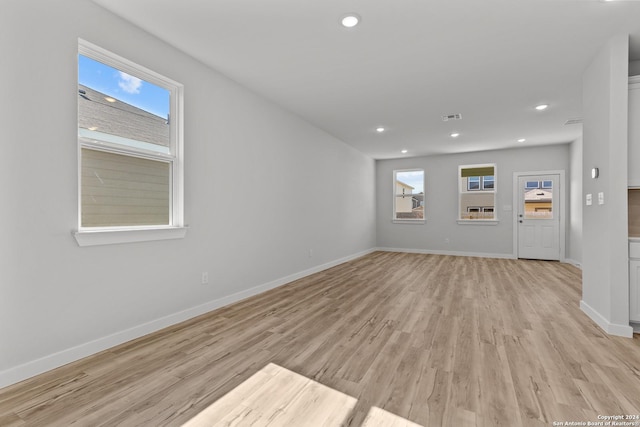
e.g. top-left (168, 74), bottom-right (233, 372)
top-left (523, 180), bottom-right (553, 219)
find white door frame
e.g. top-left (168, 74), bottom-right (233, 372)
top-left (512, 170), bottom-right (566, 261)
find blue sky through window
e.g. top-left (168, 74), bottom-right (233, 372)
top-left (78, 55), bottom-right (170, 119)
top-left (397, 170), bottom-right (424, 193)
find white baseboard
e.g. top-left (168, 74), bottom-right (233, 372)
top-left (0, 248), bottom-right (376, 390)
top-left (377, 247), bottom-right (584, 269)
top-left (376, 246), bottom-right (516, 260)
top-left (580, 300), bottom-right (634, 338)
top-left (563, 258), bottom-right (582, 269)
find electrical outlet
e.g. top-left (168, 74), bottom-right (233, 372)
top-left (201, 272), bottom-right (209, 285)
top-left (308, 249), bottom-right (313, 258)
top-left (445, 238), bottom-right (450, 244)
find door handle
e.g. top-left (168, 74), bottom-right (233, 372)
top-left (519, 220), bottom-right (523, 223)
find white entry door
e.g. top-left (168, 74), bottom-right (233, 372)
top-left (517, 174), bottom-right (560, 260)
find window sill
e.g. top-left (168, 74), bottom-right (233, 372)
top-left (392, 219), bottom-right (426, 224)
top-left (456, 220), bottom-right (499, 226)
top-left (73, 226), bottom-right (188, 247)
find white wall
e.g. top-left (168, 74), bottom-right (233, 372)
top-left (376, 144), bottom-right (570, 257)
top-left (581, 34), bottom-right (632, 337)
top-left (568, 136), bottom-right (583, 265)
top-left (0, 0), bottom-right (375, 387)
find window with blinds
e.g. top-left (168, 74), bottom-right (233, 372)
top-left (78, 40), bottom-right (183, 230)
top-left (459, 164), bottom-right (496, 220)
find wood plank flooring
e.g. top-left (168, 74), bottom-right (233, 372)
top-left (361, 407), bottom-right (424, 427)
top-left (181, 363), bottom-right (357, 426)
top-left (1, 252), bottom-right (639, 426)
top-left (178, 362), bottom-right (423, 426)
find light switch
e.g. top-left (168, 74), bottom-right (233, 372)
top-left (598, 192), bottom-right (604, 205)
top-left (503, 204), bottom-right (512, 212)
top-left (586, 193), bottom-right (592, 206)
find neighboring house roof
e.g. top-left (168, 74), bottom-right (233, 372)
top-left (396, 180), bottom-right (415, 190)
top-left (524, 189), bottom-right (552, 202)
top-left (78, 84), bottom-right (169, 147)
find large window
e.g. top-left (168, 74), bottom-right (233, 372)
top-left (393, 169), bottom-right (425, 222)
top-left (76, 40), bottom-right (184, 245)
top-left (459, 164), bottom-right (496, 220)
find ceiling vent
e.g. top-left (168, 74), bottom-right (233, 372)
top-left (442, 113), bottom-right (462, 121)
top-left (564, 118), bottom-right (583, 125)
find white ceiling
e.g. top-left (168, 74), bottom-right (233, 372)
top-left (93, 0), bottom-right (640, 159)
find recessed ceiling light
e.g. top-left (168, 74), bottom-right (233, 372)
top-left (104, 97), bottom-right (116, 103)
top-left (401, 149), bottom-right (408, 154)
top-left (376, 127), bottom-right (385, 133)
top-left (341, 14), bottom-right (360, 28)
top-left (450, 132), bottom-right (460, 138)
top-left (535, 104), bottom-right (548, 111)
top-left (518, 138), bottom-right (526, 143)
top-left (88, 126), bottom-right (98, 131)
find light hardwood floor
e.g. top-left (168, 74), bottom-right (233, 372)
top-left (181, 363), bottom-right (357, 427)
top-left (1, 252), bottom-right (639, 426)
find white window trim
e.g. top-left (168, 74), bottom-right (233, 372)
top-left (458, 163), bottom-right (498, 224)
top-left (456, 220), bottom-right (500, 225)
top-left (392, 219), bottom-right (427, 224)
top-left (73, 227), bottom-right (188, 247)
top-left (392, 168), bottom-right (426, 224)
top-left (74, 39), bottom-right (186, 246)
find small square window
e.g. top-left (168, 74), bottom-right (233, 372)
top-left (468, 176), bottom-right (480, 190)
top-left (482, 175), bottom-right (495, 190)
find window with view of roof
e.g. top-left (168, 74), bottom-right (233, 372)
top-left (77, 39), bottom-right (184, 240)
top-left (393, 169), bottom-right (425, 222)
